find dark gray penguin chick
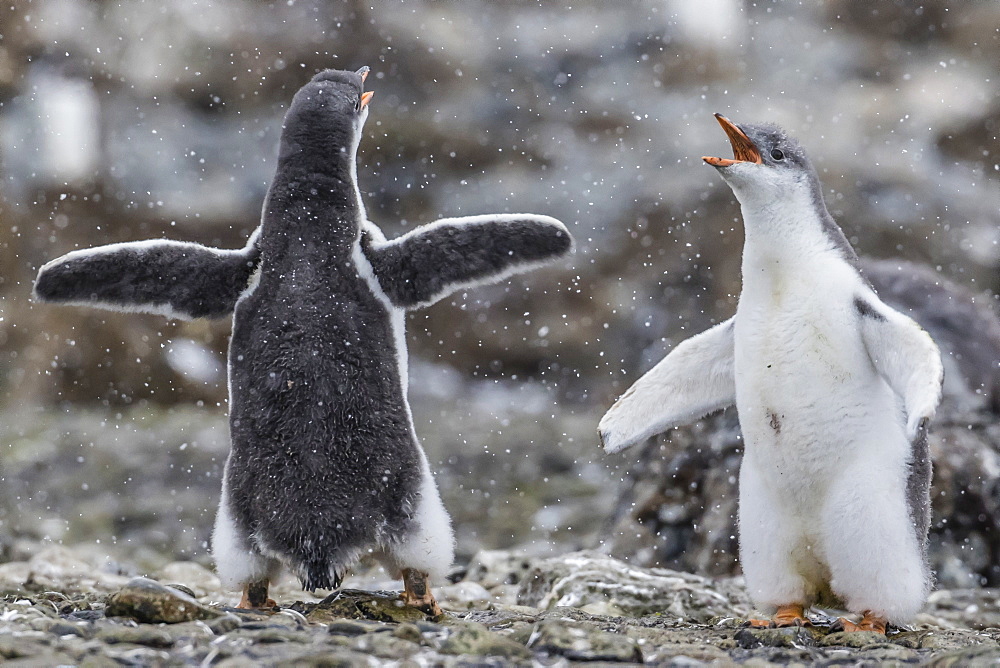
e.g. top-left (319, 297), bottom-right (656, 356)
top-left (34, 67), bottom-right (573, 614)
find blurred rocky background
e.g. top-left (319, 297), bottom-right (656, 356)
top-left (0, 0), bottom-right (999, 597)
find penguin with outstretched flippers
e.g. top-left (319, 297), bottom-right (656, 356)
top-left (599, 114), bottom-right (942, 633)
top-left (35, 67), bottom-right (573, 615)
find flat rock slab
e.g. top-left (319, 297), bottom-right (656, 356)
top-left (289, 588), bottom-right (435, 624)
top-left (105, 577), bottom-right (224, 624)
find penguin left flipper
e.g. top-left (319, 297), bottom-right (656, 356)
top-left (855, 292), bottom-right (944, 440)
top-left (33, 237), bottom-right (261, 320)
top-left (599, 318), bottom-right (736, 454)
top-left (360, 214), bottom-right (573, 309)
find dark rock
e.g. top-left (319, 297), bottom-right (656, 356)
top-left (104, 577), bottom-right (222, 624)
top-left (66, 610), bottom-right (104, 622)
top-left (526, 618), bottom-right (642, 662)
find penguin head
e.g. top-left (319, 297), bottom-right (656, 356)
top-left (702, 114), bottom-right (819, 208)
top-left (277, 67), bottom-right (374, 170)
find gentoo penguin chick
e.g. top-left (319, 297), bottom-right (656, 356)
top-left (599, 114), bottom-right (942, 632)
top-left (34, 67), bottom-right (573, 614)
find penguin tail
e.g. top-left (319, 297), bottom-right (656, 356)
top-left (300, 562), bottom-right (344, 593)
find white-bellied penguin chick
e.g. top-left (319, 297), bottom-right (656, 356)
top-left (34, 67), bottom-right (573, 615)
top-left (599, 114), bottom-right (942, 633)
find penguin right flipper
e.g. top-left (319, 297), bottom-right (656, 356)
top-left (360, 214), bottom-right (572, 309)
top-left (599, 318), bottom-right (736, 453)
top-left (855, 293), bottom-right (944, 441)
top-left (34, 237), bottom-right (261, 320)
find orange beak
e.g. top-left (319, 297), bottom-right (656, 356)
top-left (360, 91), bottom-right (374, 108)
top-left (702, 113), bottom-right (762, 167)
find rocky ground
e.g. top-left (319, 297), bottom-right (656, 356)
top-left (0, 546), bottom-right (996, 666)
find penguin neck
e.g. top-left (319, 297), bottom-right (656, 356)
top-left (737, 180), bottom-right (858, 280)
top-left (262, 140), bottom-right (367, 249)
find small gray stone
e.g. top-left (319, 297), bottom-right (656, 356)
top-left (820, 631), bottom-right (890, 648)
top-left (105, 577), bottom-right (222, 624)
top-left (41, 619), bottom-right (90, 638)
top-left (439, 620), bottom-right (531, 659)
top-left (735, 626), bottom-right (817, 649)
top-left (527, 618), bottom-right (642, 662)
top-left (926, 645), bottom-right (1000, 667)
top-left (206, 613), bottom-right (242, 634)
top-left (327, 620), bottom-right (389, 637)
top-left (391, 623), bottom-right (424, 644)
top-left (96, 625), bottom-right (175, 648)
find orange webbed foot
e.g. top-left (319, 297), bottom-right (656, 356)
top-left (401, 568), bottom-right (443, 617)
top-left (236, 579), bottom-right (277, 610)
top-left (743, 604), bottom-right (811, 629)
top-left (831, 610), bottom-right (887, 634)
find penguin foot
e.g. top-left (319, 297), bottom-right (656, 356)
top-left (773, 604), bottom-right (812, 627)
top-left (236, 579), bottom-right (277, 610)
top-left (742, 604), bottom-right (811, 628)
top-left (401, 568), bottom-right (443, 617)
top-left (830, 610), bottom-right (887, 634)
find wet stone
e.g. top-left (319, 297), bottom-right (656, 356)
top-left (327, 619), bottom-right (389, 637)
top-left (33, 618), bottom-right (90, 638)
top-left (300, 589), bottom-right (430, 624)
top-left (927, 645), bottom-right (1000, 666)
top-left (855, 645), bottom-right (921, 662)
top-left (0, 636), bottom-right (51, 660)
top-left (391, 622), bottom-right (425, 644)
top-left (269, 648), bottom-right (376, 668)
top-left (206, 613), bottom-right (242, 634)
top-left (527, 618), bottom-right (643, 662)
top-left (820, 630), bottom-right (890, 648)
top-left (350, 632), bottom-right (423, 660)
top-left (735, 626), bottom-right (819, 649)
top-left (438, 619), bottom-right (532, 659)
top-left (95, 625), bottom-right (175, 648)
top-left (164, 583), bottom-right (196, 598)
top-left (105, 577), bottom-right (222, 624)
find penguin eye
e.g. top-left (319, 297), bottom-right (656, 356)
top-left (770, 149), bottom-right (785, 161)
top-left (354, 96), bottom-right (361, 112)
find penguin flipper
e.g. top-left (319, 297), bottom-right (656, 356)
top-left (599, 318), bottom-right (736, 453)
top-left (34, 238), bottom-right (261, 320)
top-left (360, 214), bottom-right (572, 309)
top-left (855, 293), bottom-right (944, 440)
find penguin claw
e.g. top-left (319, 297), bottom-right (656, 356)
top-left (742, 618), bottom-right (776, 629)
top-left (830, 611), bottom-right (887, 634)
top-left (401, 567), bottom-right (444, 618)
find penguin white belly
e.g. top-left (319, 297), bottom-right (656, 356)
top-left (733, 263), bottom-right (926, 620)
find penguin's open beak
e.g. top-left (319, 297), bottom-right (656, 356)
top-left (703, 114), bottom-right (762, 167)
